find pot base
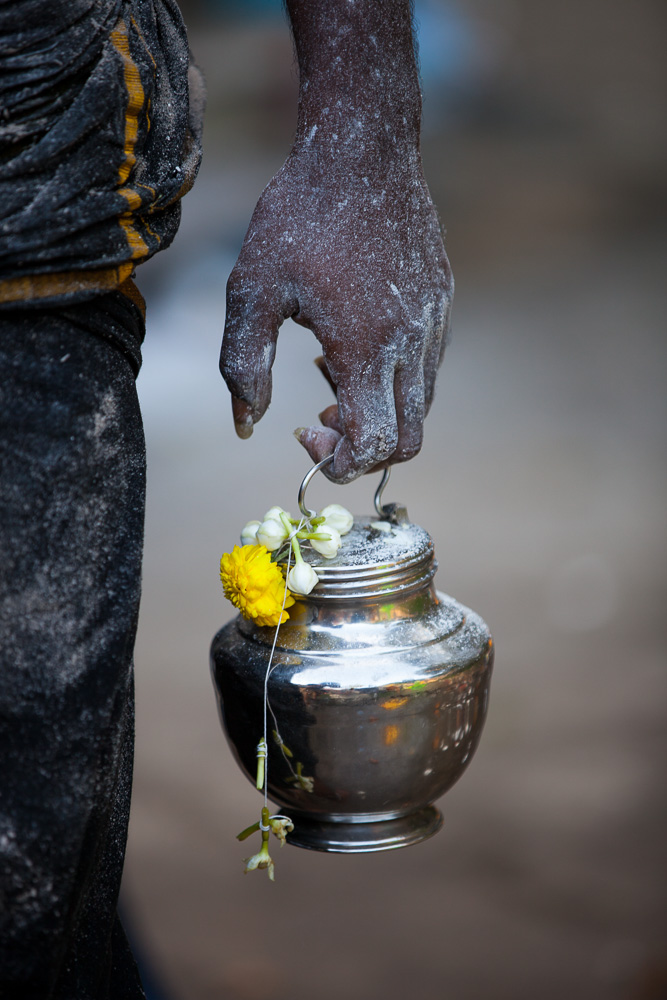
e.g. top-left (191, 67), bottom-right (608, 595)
top-left (285, 806), bottom-right (443, 853)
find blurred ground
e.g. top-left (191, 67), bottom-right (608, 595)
top-left (122, 2), bottom-right (667, 998)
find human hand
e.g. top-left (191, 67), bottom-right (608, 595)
top-left (220, 144), bottom-right (452, 483)
top-left (219, 0), bottom-right (453, 483)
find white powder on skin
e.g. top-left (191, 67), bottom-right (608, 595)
top-left (220, 0), bottom-right (453, 485)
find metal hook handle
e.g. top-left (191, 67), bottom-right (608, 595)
top-left (298, 458), bottom-right (408, 525)
top-left (374, 465), bottom-right (408, 524)
top-left (298, 454), bottom-right (334, 518)
top-left (374, 467), bottom-right (391, 517)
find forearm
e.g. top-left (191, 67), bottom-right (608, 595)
top-left (286, 0), bottom-right (422, 156)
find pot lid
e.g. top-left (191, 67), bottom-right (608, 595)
top-left (286, 517), bottom-right (436, 601)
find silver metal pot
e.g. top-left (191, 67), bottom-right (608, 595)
top-left (211, 469), bottom-right (493, 853)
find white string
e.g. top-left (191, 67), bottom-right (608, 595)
top-left (266, 699), bottom-right (301, 786)
top-left (260, 814), bottom-right (291, 833)
top-left (261, 518), bottom-right (307, 809)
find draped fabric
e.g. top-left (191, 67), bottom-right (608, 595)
top-left (0, 293), bottom-right (147, 997)
top-left (0, 4), bottom-right (203, 991)
top-left (0, 0), bottom-right (204, 307)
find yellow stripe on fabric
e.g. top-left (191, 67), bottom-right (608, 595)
top-left (110, 19), bottom-right (149, 259)
top-left (132, 182), bottom-right (161, 245)
top-left (110, 19), bottom-right (144, 185)
top-left (118, 277), bottom-right (147, 319)
top-left (118, 214), bottom-right (149, 257)
top-left (141, 216), bottom-right (160, 242)
top-left (0, 265), bottom-right (134, 305)
top-left (130, 19), bottom-right (156, 133)
top-left (118, 187), bottom-right (142, 211)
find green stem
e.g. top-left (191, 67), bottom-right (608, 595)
top-left (237, 821), bottom-right (261, 842)
top-left (279, 511), bottom-right (304, 564)
top-left (261, 806), bottom-right (271, 846)
top-left (291, 532), bottom-right (304, 563)
top-left (256, 737), bottom-right (267, 790)
top-left (279, 512), bottom-right (293, 534)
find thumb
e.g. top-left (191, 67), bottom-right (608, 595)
top-left (219, 268), bottom-right (286, 438)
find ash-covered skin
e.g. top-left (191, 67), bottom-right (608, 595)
top-left (220, 0), bottom-right (453, 484)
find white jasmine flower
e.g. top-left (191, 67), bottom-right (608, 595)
top-left (243, 842), bottom-right (275, 881)
top-left (286, 765), bottom-right (315, 793)
top-left (269, 816), bottom-right (294, 847)
top-left (264, 505), bottom-right (291, 523)
top-left (256, 517), bottom-right (288, 551)
top-left (310, 525), bottom-right (342, 559)
top-left (319, 504), bottom-right (354, 535)
top-left (287, 560), bottom-right (319, 596)
top-left (240, 520), bottom-right (261, 545)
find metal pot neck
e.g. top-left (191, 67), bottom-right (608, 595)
top-left (287, 517), bottom-right (436, 602)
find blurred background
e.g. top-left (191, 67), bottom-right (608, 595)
top-left (122, 1), bottom-right (666, 997)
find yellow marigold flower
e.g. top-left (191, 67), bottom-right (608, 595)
top-left (220, 544), bottom-right (295, 627)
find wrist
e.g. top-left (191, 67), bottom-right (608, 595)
top-left (287, 0), bottom-right (422, 154)
top-left (294, 92), bottom-right (421, 158)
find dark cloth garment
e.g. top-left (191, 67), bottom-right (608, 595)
top-left (0, 293), bottom-right (147, 998)
top-left (0, 0), bottom-right (204, 308)
top-left (0, 1), bottom-right (203, 991)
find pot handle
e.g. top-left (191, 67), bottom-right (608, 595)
top-left (374, 467), bottom-right (408, 525)
top-left (298, 458), bottom-right (408, 525)
top-left (297, 455), bottom-right (334, 517)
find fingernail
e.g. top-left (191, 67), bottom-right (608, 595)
top-left (234, 420), bottom-right (253, 440)
top-left (293, 427), bottom-right (306, 441)
top-left (232, 398), bottom-right (253, 439)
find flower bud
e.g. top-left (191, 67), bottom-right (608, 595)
top-left (319, 503), bottom-right (354, 535)
top-left (256, 518), bottom-right (288, 551)
top-left (243, 842), bottom-right (275, 880)
top-left (310, 525), bottom-right (342, 559)
top-left (269, 816), bottom-right (294, 847)
top-left (240, 520), bottom-right (261, 545)
top-left (287, 561), bottom-right (319, 596)
top-left (264, 505), bottom-right (291, 523)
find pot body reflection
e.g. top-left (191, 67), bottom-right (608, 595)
top-left (211, 519), bottom-right (493, 852)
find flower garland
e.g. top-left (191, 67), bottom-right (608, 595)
top-left (219, 501), bottom-right (353, 880)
